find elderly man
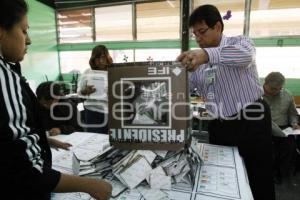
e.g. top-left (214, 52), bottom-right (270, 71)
top-left (263, 72), bottom-right (299, 184)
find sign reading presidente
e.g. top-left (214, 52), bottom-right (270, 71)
top-left (108, 62), bottom-right (190, 150)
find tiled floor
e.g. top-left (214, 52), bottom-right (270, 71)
top-left (275, 172), bottom-right (300, 200)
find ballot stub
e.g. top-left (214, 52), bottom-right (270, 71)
top-left (108, 61), bottom-right (191, 150)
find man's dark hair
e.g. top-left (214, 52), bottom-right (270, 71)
top-left (189, 4), bottom-right (224, 32)
top-left (0, 0), bottom-right (28, 30)
top-left (264, 72), bottom-right (285, 87)
top-left (36, 81), bottom-right (62, 101)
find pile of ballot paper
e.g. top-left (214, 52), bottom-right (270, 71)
top-left (112, 149), bottom-right (196, 190)
top-left (51, 133), bottom-right (254, 200)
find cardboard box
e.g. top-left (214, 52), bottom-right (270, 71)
top-left (108, 62), bottom-right (191, 150)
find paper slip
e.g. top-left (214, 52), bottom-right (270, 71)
top-left (108, 179), bottom-right (127, 198)
top-left (283, 127), bottom-right (300, 136)
top-left (154, 150), bottom-right (168, 158)
top-left (165, 156), bottom-right (188, 176)
top-left (150, 173), bottom-right (171, 190)
top-left (73, 148), bottom-right (100, 162)
top-left (197, 165), bottom-right (239, 199)
top-left (53, 151), bottom-right (73, 170)
top-left (136, 150), bottom-right (157, 164)
top-left (51, 192), bottom-right (91, 200)
top-left (72, 153), bottom-right (80, 175)
top-left (137, 186), bottom-right (168, 200)
top-left (115, 189), bottom-right (142, 200)
top-left (79, 168), bottom-right (96, 176)
top-left (146, 166), bottom-right (166, 183)
top-left (147, 166), bottom-right (171, 190)
top-left (173, 164), bottom-right (190, 183)
top-left (113, 151), bottom-right (136, 173)
top-left (87, 74), bottom-right (107, 99)
top-left (119, 156), bottom-right (152, 189)
top-left (166, 190), bottom-right (191, 200)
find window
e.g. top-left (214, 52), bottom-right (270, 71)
top-left (57, 9), bottom-right (93, 43)
top-left (136, 1), bottom-right (180, 40)
top-left (95, 5), bottom-right (133, 41)
top-left (193, 0), bottom-right (245, 36)
top-left (135, 49), bottom-right (180, 62)
top-left (110, 50), bottom-right (134, 63)
top-left (256, 47), bottom-right (300, 78)
top-left (60, 51), bottom-right (91, 73)
top-left (250, 0), bottom-right (300, 37)
top-left (60, 49), bottom-right (134, 73)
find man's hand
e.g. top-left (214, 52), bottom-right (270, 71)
top-left (49, 127), bottom-right (61, 136)
top-left (176, 49), bottom-right (209, 71)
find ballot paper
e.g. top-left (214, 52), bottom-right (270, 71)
top-left (114, 189), bottom-right (143, 200)
top-left (190, 142), bottom-right (235, 168)
top-left (282, 127), bottom-right (300, 136)
top-left (51, 132), bottom-right (253, 200)
top-left (137, 186), bottom-right (169, 200)
top-left (154, 150), bottom-right (168, 158)
top-left (149, 173), bottom-right (171, 190)
top-left (51, 192), bottom-right (91, 200)
top-left (136, 150), bottom-right (157, 164)
top-left (146, 166), bottom-right (166, 183)
top-left (119, 156), bottom-right (152, 189)
top-left (197, 165), bottom-right (240, 199)
top-left (107, 179), bottom-right (128, 198)
top-left (72, 153), bottom-right (80, 175)
top-left (146, 166), bottom-right (171, 190)
top-left (87, 73), bottom-right (107, 99)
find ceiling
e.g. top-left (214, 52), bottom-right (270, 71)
top-left (37, 0), bottom-right (160, 10)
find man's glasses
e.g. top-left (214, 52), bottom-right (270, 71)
top-left (192, 27), bottom-right (210, 38)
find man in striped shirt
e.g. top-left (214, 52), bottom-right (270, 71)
top-left (177, 4), bottom-right (275, 200)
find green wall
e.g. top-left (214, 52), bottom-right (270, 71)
top-left (21, 0), bottom-right (59, 89)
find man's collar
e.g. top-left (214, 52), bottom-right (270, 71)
top-left (219, 34), bottom-right (226, 47)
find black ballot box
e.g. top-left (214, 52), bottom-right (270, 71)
top-left (108, 61), bottom-right (191, 150)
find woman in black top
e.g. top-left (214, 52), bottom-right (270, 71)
top-left (0, 0), bottom-right (112, 199)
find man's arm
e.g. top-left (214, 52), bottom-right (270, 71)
top-left (177, 36), bottom-right (255, 71)
top-left (204, 36), bottom-right (255, 68)
top-left (287, 95), bottom-right (299, 129)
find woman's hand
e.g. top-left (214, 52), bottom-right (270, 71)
top-left (87, 179), bottom-right (112, 200)
top-left (292, 123), bottom-right (300, 130)
top-left (47, 138), bottom-right (72, 150)
top-left (49, 127), bottom-right (61, 136)
top-left (81, 85), bottom-right (96, 96)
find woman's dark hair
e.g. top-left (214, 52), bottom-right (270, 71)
top-left (0, 0), bottom-right (28, 30)
top-left (189, 4), bottom-right (224, 32)
top-left (36, 81), bottom-right (62, 101)
top-left (89, 45), bottom-right (109, 70)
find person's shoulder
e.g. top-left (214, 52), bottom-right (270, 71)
top-left (82, 68), bottom-right (92, 74)
top-left (281, 89), bottom-right (294, 100)
top-left (226, 35), bottom-right (254, 44)
top-left (0, 56), bottom-right (9, 70)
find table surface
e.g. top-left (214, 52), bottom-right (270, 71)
top-left (50, 132), bottom-right (253, 200)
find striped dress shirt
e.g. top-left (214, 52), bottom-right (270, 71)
top-left (190, 35), bottom-right (263, 118)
